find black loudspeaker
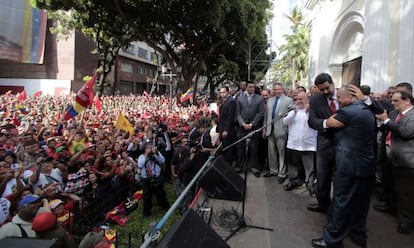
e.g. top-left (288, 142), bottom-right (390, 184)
top-left (198, 156), bottom-right (245, 201)
top-left (0, 237), bottom-right (58, 248)
top-left (157, 209), bottom-right (230, 248)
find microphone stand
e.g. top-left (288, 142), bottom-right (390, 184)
top-left (222, 106), bottom-right (295, 241)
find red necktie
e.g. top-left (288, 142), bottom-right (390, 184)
top-left (385, 113), bottom-right (403, 146)
top-left (329, 98), bottom-right (336, 114)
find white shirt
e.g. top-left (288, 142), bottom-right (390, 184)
top-left (283, 109), bottom-right (318, 151)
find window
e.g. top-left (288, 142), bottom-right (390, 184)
top-left (150, 52), bottom-right (158, 63)
top-left (138, 48), bottom-right (148, 59)
top-left (125, 45), bottom-right (135, 55)
top-left (139, 67), bottom-right (148, 75)
top-left (120, 63), bottom-right (133, 73)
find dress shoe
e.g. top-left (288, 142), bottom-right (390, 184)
top-left (277, 176), bottom-right (286, 184)
top-left (307, 203), bottom-right (327, 213)
top-left (311, 238), bottom-right (343, 248)
top-left (262, 171), bottom-right (277, 177)
top-left (284, 182), bottom-right (299, 191)
top-left (397, 222), bottom-right (413, 235)
top-left (253, 171), bottom-right (261, 177)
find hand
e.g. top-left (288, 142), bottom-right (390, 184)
top-left (349, 85), bottom-right (365, 100)
top-left (376, 111), bottom-right (388, 121)
top-left (222, 131), bottom-right (228, 138)
top-left (326, 115), bottom-right (345, 128)
top-left (262, 130), bottom-right (267, 139)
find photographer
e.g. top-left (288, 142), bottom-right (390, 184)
top-left (137, 142), bottom-right (170, 218)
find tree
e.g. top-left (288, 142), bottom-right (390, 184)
top-left (33, 0), bottom-right (271, 95)
top-left (272, 6), bottom-right (309, 88)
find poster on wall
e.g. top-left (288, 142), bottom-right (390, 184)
top-left (0, 0), bottom-right (47, 64)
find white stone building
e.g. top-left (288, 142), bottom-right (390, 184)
top-left (305, 0), bottom-right (414, 93)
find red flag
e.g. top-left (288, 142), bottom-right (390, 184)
top-left (76, 73), bottom-right (97, 107)
top-left (95, 97), bottom-right (102, 113)
top-left (33, 90), bottom-right (43, 98)
top-left (18, 90), bottom-right (26, 101)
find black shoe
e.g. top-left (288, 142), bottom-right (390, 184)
top-left (311, 239), bottom-right (343, 248)
top-left (263, 172), bottom-right (277, 177)
top-left (307, 203), bottom-right (327, 213)
top-left (397, 223), bottom-right (413, 235)
top-left (373, 204), bottom-right (392, 213)
top-left (284, 182), bottom-right (298, 191)
top-left (277, 176), bottom-right (286, 184)
top-left (253, 172), bottom-right (261, 177)
top-left (143, 213), bottom-right (151, 218)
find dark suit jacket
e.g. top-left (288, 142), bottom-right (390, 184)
top-left (385, 107), bottom-right (414, 168)
top-left (236, 93), bottom-right (264, 135)
top-left (308, 94), bottom-right (336, 143)
top-left (217, 96), bottom-right (236, 135)
top-left (334, 101), bottom-right (376, 177)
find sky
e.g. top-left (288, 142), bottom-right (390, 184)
top-left (270, 0), bottom-right (304, 55)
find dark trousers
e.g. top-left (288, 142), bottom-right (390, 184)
top-left (163, 150), bottom-right (173, 181)
top-left (142, 178), bottom-right (170, 216)
top-left (236, 133), bottom-right (260, 172)
top-left (393, 167), bottom-right (414, 225)
top-left (323, 174), bottom-right (372, 246)
top-left (220, 135), bottom-right (235, 166)
top-left (382, 146), bottom-right (395, 209)
top-left (316, 138), bottom-right (336, 209)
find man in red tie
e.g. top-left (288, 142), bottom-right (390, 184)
top-left (307, 73), bottom-right (338, 213)
top-left (376, 90), bottom-right (414, 234)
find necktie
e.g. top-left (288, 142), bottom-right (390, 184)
top-left (329, 98), bottom-right (336, 114)
top-left (271, 97), bottom-right (280, 119)
top-left (386, 113), bottom-right (403, 146)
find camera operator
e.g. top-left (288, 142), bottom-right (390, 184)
top-left (137, 142), bottom-right (170, 218)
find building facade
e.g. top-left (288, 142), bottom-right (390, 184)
top-left (0, 20), bottom-right (166, 96)
top-left (305, 0), bottom-right (414, 93)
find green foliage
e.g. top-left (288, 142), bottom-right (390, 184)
top-left (111, 183), bottom-right (180, 247)
top-left (33, 0), bottom-right (271, 93)
top-left (272, 6), bottom-right (309, 88)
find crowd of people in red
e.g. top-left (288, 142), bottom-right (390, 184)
top-left (0, 92), bottom-right (216, 247)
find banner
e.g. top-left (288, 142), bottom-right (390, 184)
top-left (0, 0), bottom-right (47, 64)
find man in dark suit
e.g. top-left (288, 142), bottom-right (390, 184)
top-left (236, 81), bottom-right (264, 177)
top-left (311, 86), bottom-right (376, 248)
top-left (307, 73), bottom-right (338, 213)
top-left (217, 86), bottom-right (236, 165)
top-left (376, 90), bottom-right (414, 235)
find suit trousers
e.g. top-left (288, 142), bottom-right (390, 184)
top-left (392, 167), bottom-right (414, 225)
top-left (220, 135), bottom-right (235, 166)
top-left (316, 137), bottom-right (336, 209)
top-left (287, 149), bottom-right (315, 185)
top-left (323, 174), bottom-right (372, 246)
top-left (236, 134), bottom-right (260, 172)
top-left (267, 131), bottom-right (288, 177)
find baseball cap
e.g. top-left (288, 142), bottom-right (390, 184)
top-left (48, 199), bottom-right (64, 209)
top-left (18, 195), bottom-right (42, 209)
top-left (32, 212), bottom-right (56, 232)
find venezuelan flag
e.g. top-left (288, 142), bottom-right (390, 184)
top-left (180, 87), bottom-right (194, 103)
top-left (22, 2), bottom-right (47, 63)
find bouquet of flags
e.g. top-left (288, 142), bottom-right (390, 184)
top-left (64, 73), bottom-right (98, 120)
